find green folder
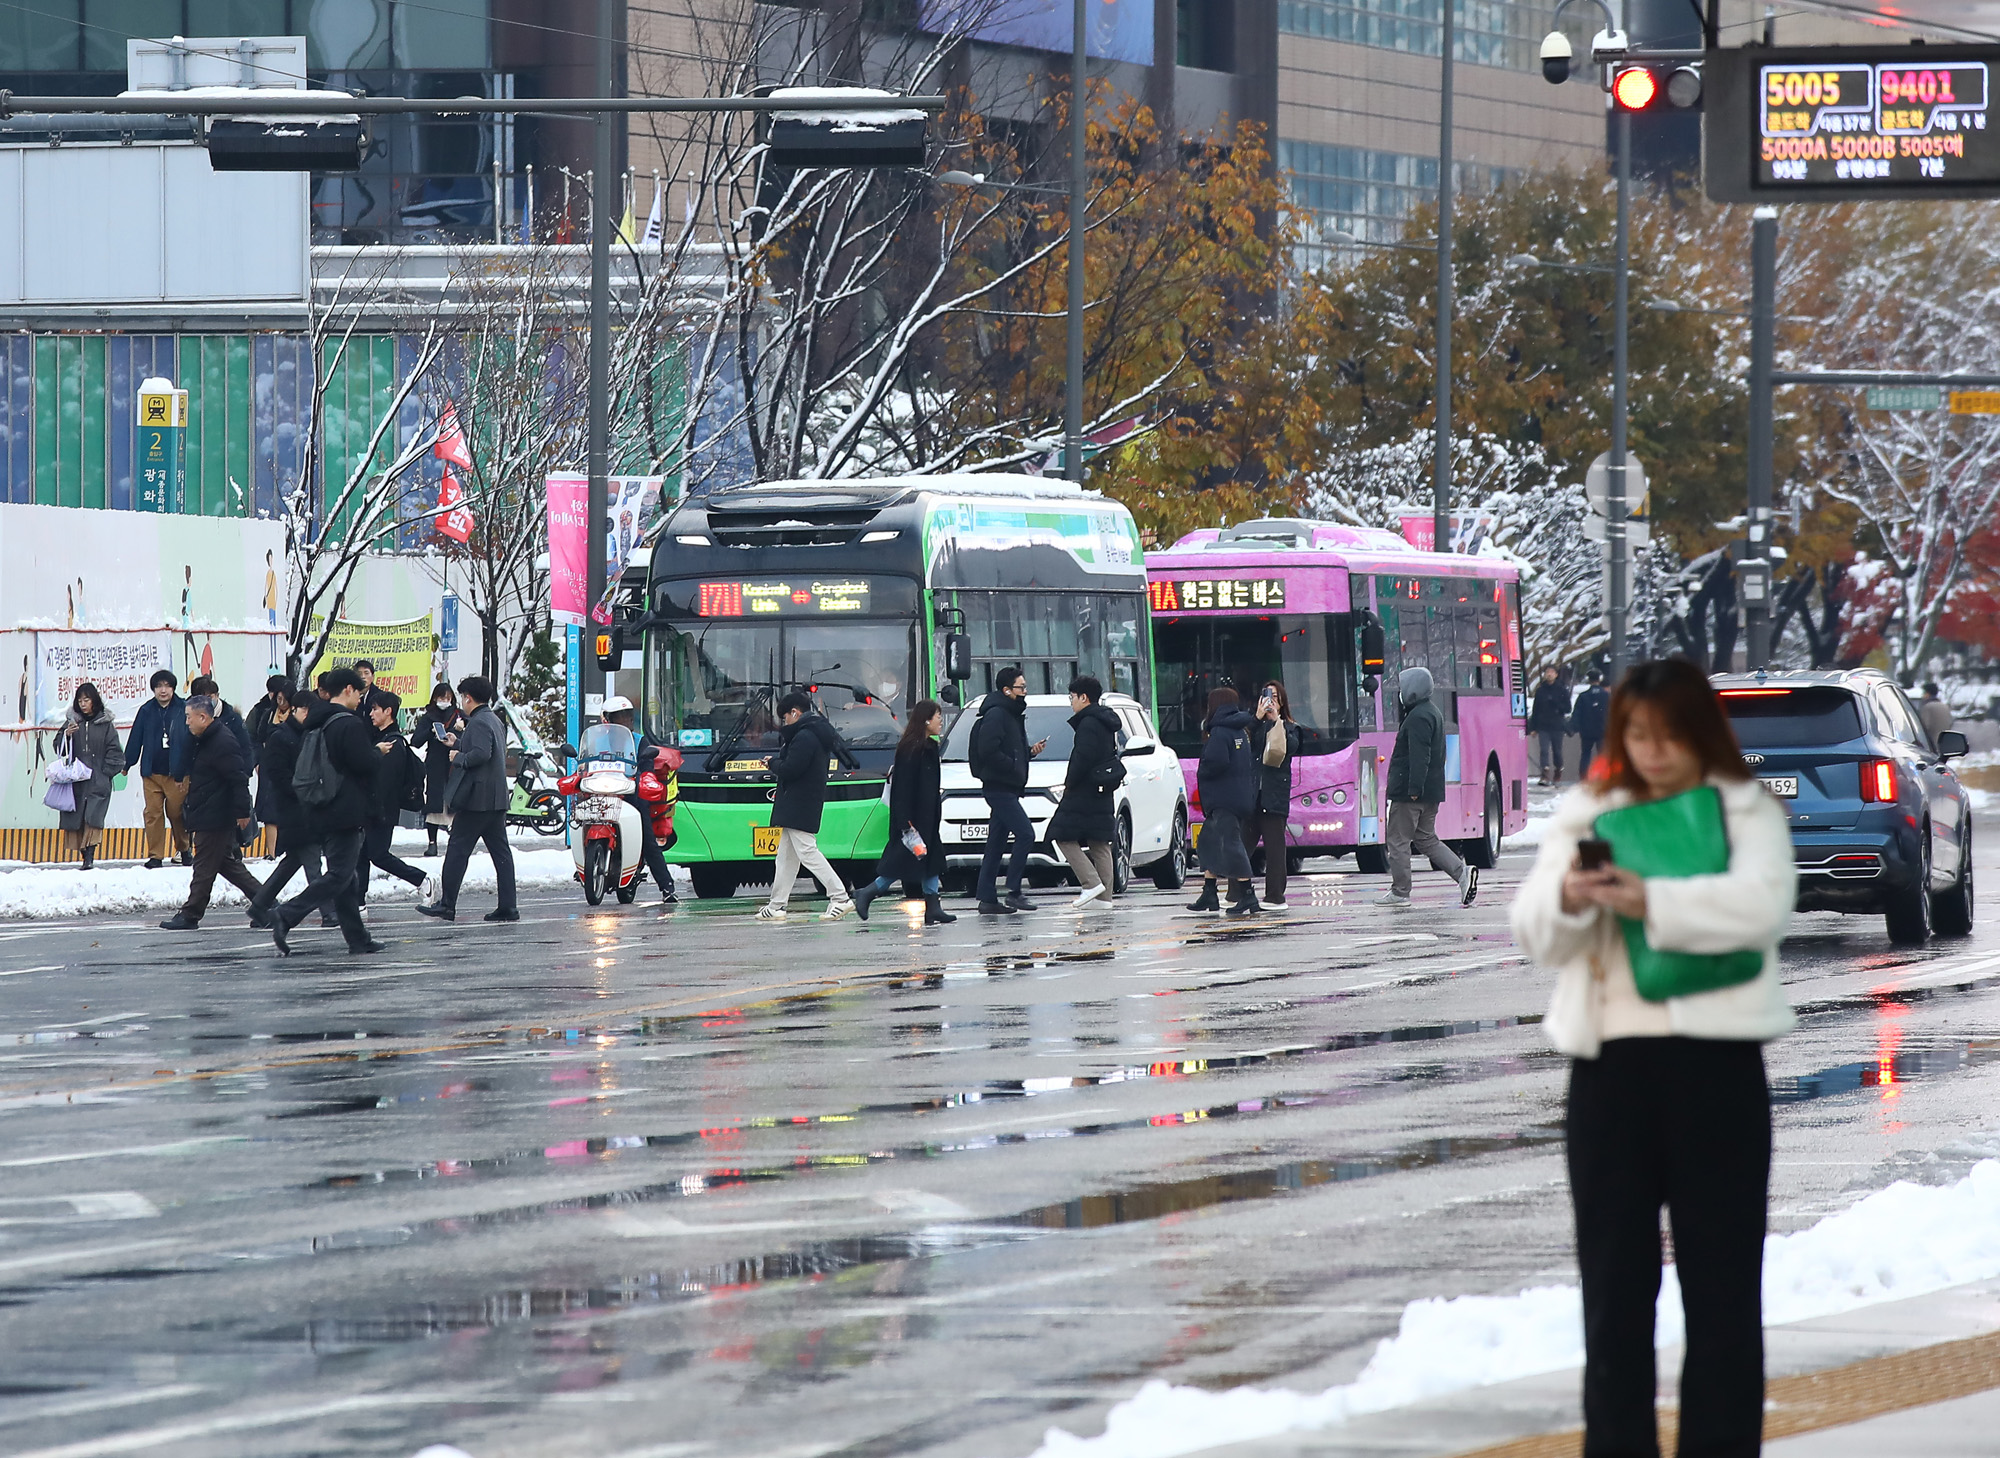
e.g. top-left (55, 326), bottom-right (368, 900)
top-left (1593, 785), bottom-right (1763, 1003)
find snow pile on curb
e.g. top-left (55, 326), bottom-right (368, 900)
top-left (1032, 1159), bottom-right (2000, 1458)
top-left (0, 849), bottom-right (578, 920)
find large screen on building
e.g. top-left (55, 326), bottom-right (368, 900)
top-left (1707, 44), bottom-right (2000, 202)
top-left (921, 0), bottom-right (1153, 67)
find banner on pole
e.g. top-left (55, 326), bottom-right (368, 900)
top-left (35, 632), bottom-right (176, 726)
top-left (547, 472), bottom-right (589, 627)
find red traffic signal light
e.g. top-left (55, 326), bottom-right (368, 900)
top-left (1612, 66), bottom-right (1659, 111)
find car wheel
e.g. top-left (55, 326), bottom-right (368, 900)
top-left (1113, 814), bottom-right (1132, 896)
top-left (688, 864), bottom-right (738, 900)
top-left (1462, 769), bottom-right (1503, 870)
top-left (1354, 844), bottom-right (1388, 875)
top-left (583, 838), bottom-right (610, 906)
top-left (1150, 808), bottom-right (1189, 890)
top-left (1885, 831), bottom-right (1934, 945)
top-left (1933, 823), bottom-right (1975, 937)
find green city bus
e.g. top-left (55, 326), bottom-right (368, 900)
top-left (642, 474), bottom-right (1150, 898)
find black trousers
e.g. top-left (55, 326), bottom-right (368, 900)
top-left (277, 826), bottom-right (369, 949)
top-left (438, 808), bottom-right (516, 914)
top-left (976, 792), bottom-right (1034, 901)
top-left (355, 819), bottom-right (426, 903)
top-left (1567, 1038), bottom-right (1771, 1458)
top-left (1241, 810), bottom-right (1290, 903)
top-left (623, 794), bottom-right (676, 897)
top-left (179, 829), bottom-right (263, 923)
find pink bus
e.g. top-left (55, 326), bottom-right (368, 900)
top-left (1148, 518), bottom-right (1531, 872)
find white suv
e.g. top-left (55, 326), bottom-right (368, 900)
top-left (936, 693), bottom-right (1190, 893)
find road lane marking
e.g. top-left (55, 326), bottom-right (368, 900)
top-left (0, 1136), bottom-right (248, 1168)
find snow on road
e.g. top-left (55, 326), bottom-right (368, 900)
top-left (1031, 1159), bottom-right (2000, 1458)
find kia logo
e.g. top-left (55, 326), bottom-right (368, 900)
top-left (1743, 753), bottom-right (1766, 766)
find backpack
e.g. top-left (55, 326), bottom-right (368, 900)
top-left (399, 743), bottom-right (426, 813)
top-left (292, 725), bottom-right (344, 807)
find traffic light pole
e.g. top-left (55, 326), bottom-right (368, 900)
top-left (1434, 0), bottom-right (1454, 556)
top-left (1744, 206), bottom-right (1777, 670)
top-left (1609, 95), bottom-right (1630, 681)
top-left (586, 0), bottom-right (617, 704)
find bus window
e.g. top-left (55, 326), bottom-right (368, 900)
top-left (954, 589), bottom-right (1149, 704)
top-left (1151, 614), bottom-right (1357, 757)
top-left (1452, 588), bottom-right (1481, 695)
top-left (1473, 590), bottom-right (1504, 694)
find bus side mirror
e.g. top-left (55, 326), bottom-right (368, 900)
top-left (945, 633), bottom-right (972, 681)
top-left (1360, 618), bottom-right (1386, 675)
top-left (594, 627), bottom-right (623, 672)
top-left (940, 682), bottom-right (962, 708)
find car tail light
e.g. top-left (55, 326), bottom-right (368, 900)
top-left (1860, 759), bottom-right (1896, 803)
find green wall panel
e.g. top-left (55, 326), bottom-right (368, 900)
top-left (80, 336), bottom-right (105, 509)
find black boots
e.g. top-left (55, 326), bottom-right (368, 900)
top-left (80, 847), bottom-right (95, 870)
top-left (1225, 880), bottom-right (1262, 916)
top-left (923, 894), bottom-right (957, 925)
top-left (1186, 880), bottom-right (1221, 913)
top-left (853, 883), bottom-right (879, 920)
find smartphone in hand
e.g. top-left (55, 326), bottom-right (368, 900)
top-left (1576, 837), bottom-right (1615, 872)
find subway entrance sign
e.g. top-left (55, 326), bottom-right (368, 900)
top-left (1706, 45), bottom-right (2000, 202)
top-left (135, 378), bottom-right (188, 513)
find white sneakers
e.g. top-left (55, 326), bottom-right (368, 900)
top-left (1073, 884), bottom-right (1108, 909)
top-left (420, 874), bottom-right (441, 904)
top-left (1375, 890), bottom-right (1411, 906)
top-left (755, 903), bottom-right (786, 921)
top-left (821, 899), bottom-right (854, 922)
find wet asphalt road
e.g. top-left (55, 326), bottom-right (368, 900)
top-left (6, 823), bottom-right (2000, 1458)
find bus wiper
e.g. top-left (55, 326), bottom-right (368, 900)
top-left (703, 682), bottom-right (785, 773)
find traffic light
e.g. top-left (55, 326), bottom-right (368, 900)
top-left (1610, 64), bottom-right (1703, 112)
top-left (593, 627), bottom-right (622, 672)
top-left (204, 115), bottom-right (367, 171)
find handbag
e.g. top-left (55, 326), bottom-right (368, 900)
top-left (42, 779), bottom-right (75, 813)
top-left (1593, 785), bottom-right (1764, 1002)
top-left (46, 752), bottom-right (92, 785)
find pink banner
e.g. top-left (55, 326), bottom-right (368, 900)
top-left (546, 472), bottom-right (589, 627)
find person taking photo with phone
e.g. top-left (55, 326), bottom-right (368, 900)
top-left (1245, 680), bottom-right (1301, 910)
top-left (1510, 658), bottom-right (1796, 1458)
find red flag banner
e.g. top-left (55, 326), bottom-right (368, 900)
top-left (434, 404), bottom-right (473, 470)
top-left (436, 465), bottom-right (475, 543)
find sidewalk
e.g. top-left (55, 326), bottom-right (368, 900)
top-left (1195, 1275), bottom-right (2000, 1458)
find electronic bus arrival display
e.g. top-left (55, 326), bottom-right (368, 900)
top-left (1708, 45), bottom-right (2000, 203)
top-left (654, 576), bottom-right (920, 618)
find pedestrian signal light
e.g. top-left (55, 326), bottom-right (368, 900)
top-left (594, 629), bottom-right (621, 672)
top-left (1613, 66), bottom-right (1659, 111)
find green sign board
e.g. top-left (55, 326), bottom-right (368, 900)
top-left (136, 382), bottom-right (187, 512)
top-left (1866, 385), bottom-right (1943, 412)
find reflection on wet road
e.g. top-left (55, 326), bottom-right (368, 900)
top-left (6, 830), bottom-right (2000, 1458)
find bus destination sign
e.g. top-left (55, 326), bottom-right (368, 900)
top-left (1708, 45), bottom-right (2000, 203)
top-left (697, 579), bottom-right (872, 616)
top-left (1149, 578), bottom-right (1287, 612)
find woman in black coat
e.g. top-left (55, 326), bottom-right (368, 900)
top-left (1245, 679), bottom-right (1303, 910)
top-left (1046, 675), bottom-right (1123, 908)
top-left (853, 700), bottom-right (955, 927)
top-left (408, 682), bottom-right (462, 855)
top-left (245, 693), bottom-right (329, 926)
top-left (1189, 685), bottom-right (1259, 916)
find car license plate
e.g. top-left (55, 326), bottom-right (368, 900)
top-left (752, 825), bottom-right (781, 856)
top-left (1760, 776), bottom-right (1799, 798)
top-left (959, 822), bottom-right (988, 841)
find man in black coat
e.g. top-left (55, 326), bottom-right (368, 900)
top-left (416, 675), bottom-right (518, 924)
top-left (1570, 670), bottom-right (1610, 780)
top-left (969, 667), bottom-right (1046, 915)
top-left (159, 695), bottom-right (263, 930)
top-left (1379, 666), bottom-right (1474, 908)
top-left (188, 675), bottom-right (254, 763)
top-left (354, 690), bottom-right (432, 908)
top-left (270, 669), bottom-right (382, 954)
top-left (246, 693), bottom-right (329, 929)
top-left (1529, 666), bottom-right (1573, 785)
top-left (1046, 675), bottom-right (1122, 908)
top-left (755, 693), bottom-right (855, 921)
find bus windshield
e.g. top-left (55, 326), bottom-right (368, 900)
top-left (661, 619), bottom-right (915, 752)
top-left (1151, 614), bottom-right (1358, 758)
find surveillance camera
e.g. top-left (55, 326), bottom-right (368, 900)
top-left (1540, 30), bottom-right (1572, 85)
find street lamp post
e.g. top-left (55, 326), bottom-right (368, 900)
top-left (585, 0), bottom-right (616, 702)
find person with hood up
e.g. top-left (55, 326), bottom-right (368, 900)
top-left (270, 669), bottom-right (382, 954)
top-left (1380, 665), bottom-right (1477, 908)
top-left (51, 682), bottom-right (125, 869)
top-left (159, 694), bottom-right (263, 930)
top-left (755, 692), bottom-right (856, 921)
top-left (853, 699), bottom-right (955, 926)
top-left (1187, 686), bottom-right (1261, 915)
top-left (1046, 675), bottom-right (1123, 909)
top-left (1510, 658), bottom-right (1795, 1458)
top-left (969, 667), bottom-right (1046, 915)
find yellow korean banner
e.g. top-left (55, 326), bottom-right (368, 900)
top-left (306, 615), bottom-right (436, 700)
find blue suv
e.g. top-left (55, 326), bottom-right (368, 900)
top-left (1713, 670), bottom-right (1973, 945)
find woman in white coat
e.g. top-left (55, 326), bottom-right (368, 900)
top-left (1511, 658), bottom-right (1795, 1458)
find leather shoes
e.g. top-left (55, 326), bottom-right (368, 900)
top-left (348, 938), bottom-right (386, 954)
top-left (483, 908), bottom-right (520, 923)
top-left (245, 905), bottom-right (271, 929)
top-left (157, 914), bottom-right (198, 931)
top-left (976, 900), bottom-right (1016, 916)
top-left (416, 903), bottom-right (455, 922)
top-left (271, 920), bottom-right (291, 956)
top-left (1004, 892), bottom-right (1037, 913)
top-left (144, 857), bottom-right (163, 869)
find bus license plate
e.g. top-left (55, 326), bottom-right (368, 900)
top-left (1189, 821), bottom-right (1202, 847)
top-left (1760, 777), bottom-right (1799, 798)
top-left (752, 826), bottom-right (782, 856)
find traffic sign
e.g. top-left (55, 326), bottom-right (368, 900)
top-left (1584, 452), bottom-right (1649, 516)
top-left (1867, 385), bottom-right (1942, 411)
top-left (1950, 390), bottom-right (2000, 414)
